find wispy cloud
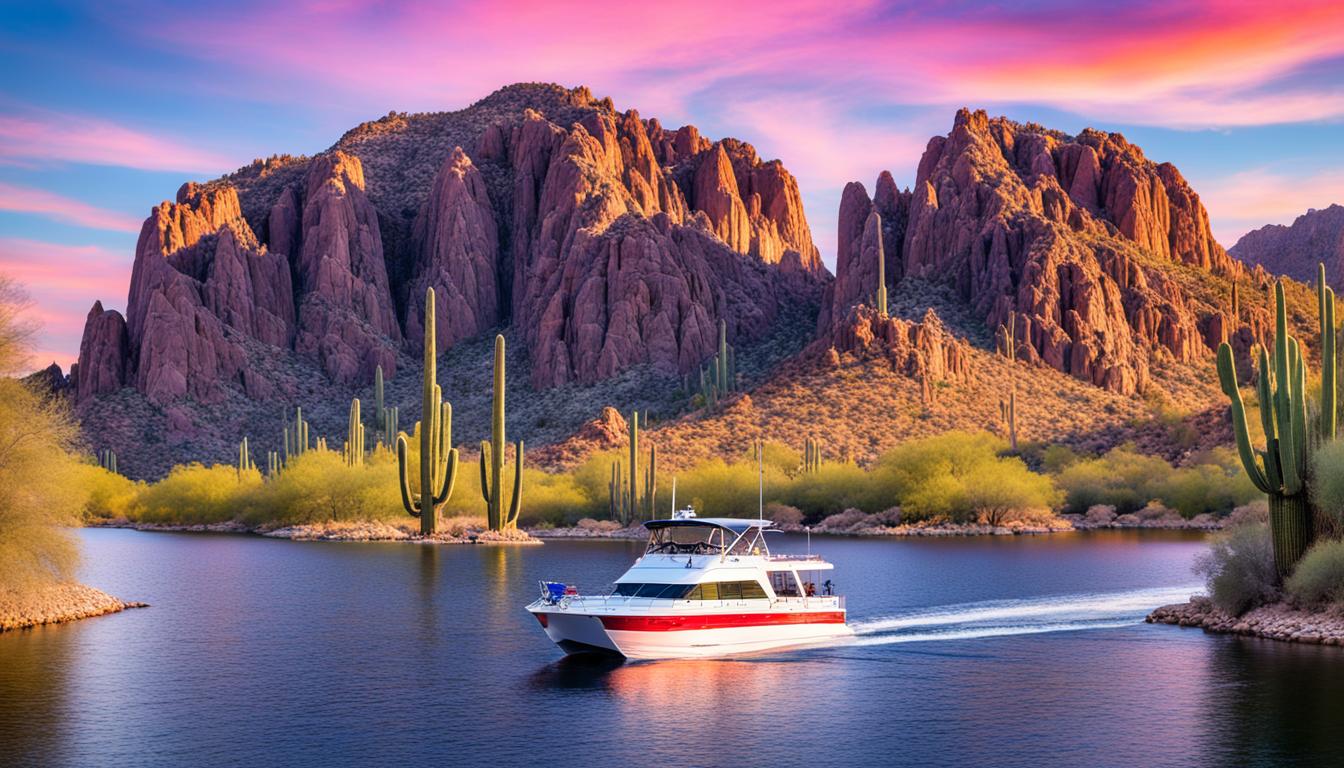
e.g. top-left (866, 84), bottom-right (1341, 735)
top-left (1193, 167), bottom-right (1344, 246)
top-left (0, 238), bottom-right (130, 367)
top-left (0, 111), bottom-right (236, 173)
top-left (0, 181), bottom-right (142, 232)
top-left (131, 0), bottom-right (1344, 130)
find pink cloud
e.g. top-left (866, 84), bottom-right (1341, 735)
top-left (0, 111), bottom-right (237, 173)
top-left (1192, 167), bottom-right (1344, 247)
top-left (0, 238), bottom-right (131, 367)
top-left (0, 181), bottom-right (142, 232)
top-left (134, 1), bottom-right (1344, 130)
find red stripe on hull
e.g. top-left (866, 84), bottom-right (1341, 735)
top-left (599, 611), bottom-right (846, 632)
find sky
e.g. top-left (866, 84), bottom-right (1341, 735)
top-left (2, 0), bottom-right (1344, 368)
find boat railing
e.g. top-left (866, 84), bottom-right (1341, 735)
top-left (532, 592), bottom-right (845, 613)
top-left (764, 553), bottom-right (825, 562)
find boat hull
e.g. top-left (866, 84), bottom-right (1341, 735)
top-left (531, 608), bottom-right (852, 659)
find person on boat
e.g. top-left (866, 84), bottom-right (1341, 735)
top-left (823, 580), bottom-right (833, 596)
top-left (805, 581), bottom-right (816, 597)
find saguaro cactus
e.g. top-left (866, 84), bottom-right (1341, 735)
top-left (1319, 264), bottom-right (1337, 441)
top-left (382, 406), bottom-right (399, 447)
top-left (374, 365), bottom-right (385, 430)
top-left (98, 449), bottom-right (118, 475)
top-left (804, 437), bottom-right (822, 473)
top-left (267, 451), bottom-right (281, 480)
top-left (1000, 389), bottom-right (1018, 451)
top-left (237, 437), bottom-right (255, 479)
top-left (284, 407), bottom-right (310, 462)
top-left (643, 443), bottom-right (657, 519)
top-left (628, 410), bottom-right (640, 522)
top-left (479, 334), bottom-right (523, 531)
top-left (1217, 277), bottom-right (1332, 575)
top-left (396, 286), bottom-right (460, 536)
top-left (345, 398), bottom-right (366, 467)
top-left (609, 460), bottom-right (622, 521)
top-left (997, 312), bottom-right (1017, 361)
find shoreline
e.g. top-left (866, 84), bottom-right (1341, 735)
top-left (88, 513), bottom-right (1222, 543)
top-left (0, 582), bottom-right (148, 633)
top-left (89, 519), bottom-right (542, 545)
top-left (1146, 597), bottom-right (1344, 646)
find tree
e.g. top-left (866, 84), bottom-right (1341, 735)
top-left (0, 276), bottom-right (88, 593)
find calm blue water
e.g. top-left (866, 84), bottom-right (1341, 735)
top-left (2, 529), bottom-right (1343, 767)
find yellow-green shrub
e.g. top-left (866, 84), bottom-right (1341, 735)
top-left (130, 463), bottom-right (255, 524)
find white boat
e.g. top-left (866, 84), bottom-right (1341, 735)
top-left (526, 513), bottom-right (851, 659)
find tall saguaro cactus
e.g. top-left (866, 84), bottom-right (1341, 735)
top-left (480, 334), bottom-right (523, 531)
top-left (284, 407), bottom-right (310, 462)
top-left (396, 286), bottom-right (460, 536)
top-left (237, 437), bottom-right (255, 479)
top-left (643, 443), bottom-right (657, 519)
top-left (1319, 263), bottom-right (1337, 441)
top-left (1217, 277), bottom-right (1332, 575)
top-left (1000, 389), bottom-right (1018, 451)
top-left (98, 449), bottom-right (118, 475)
top-left (804, 437), bottom-right (823, 473)
top-left (374, 365), bottom-right (385, 430)
top-left (345, 398), bottom-right (366, 467)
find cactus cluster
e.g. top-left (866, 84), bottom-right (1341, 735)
top-left (698, 320), bottom-right (737, 412)
top-left (996, 311), bottom-right (1017, 361)
top-left (480, 334), bottom-right (523, 531)
top-left (284, 407), bottom-right (311, 461)
top-left (610, 411), bottom-right (657, 523)
top-left (396, 287), bottom-right (460, 536)
top-left (98, 449), bottom-right (118, 475)
top-left (237, 437), bottom-right (255, 479)
top-left (345, 398), bottom-right (366, 467)
top-left (267, 450), bottom-right (282, 479)
top-left (1217, 270), bottom-right (1336, 576)
top-left (803, 437), bottom-right (823, 473)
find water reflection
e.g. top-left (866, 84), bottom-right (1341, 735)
top-left (1202, 636), bottom-right (1344, 766)
top-left (0, 627), bottom-right (73, 763)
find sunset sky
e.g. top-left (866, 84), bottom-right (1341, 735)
top-left (3, 0), bottom-right (1344, 367)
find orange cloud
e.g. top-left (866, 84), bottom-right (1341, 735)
top-left (0, 182), bottom-right (142, 232)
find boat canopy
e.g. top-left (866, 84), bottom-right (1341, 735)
top-left (643, 518), bottom-right (774, 536)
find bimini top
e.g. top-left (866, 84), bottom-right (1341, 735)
top-left (643, 518), bottom-right (775, 536)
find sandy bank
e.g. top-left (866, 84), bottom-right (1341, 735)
top-left (0, 582), bottom-right (147, 632)
top-left (1147, 596), bottom-right (1344, 646)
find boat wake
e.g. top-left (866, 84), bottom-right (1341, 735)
top-left (848, 584), bottom-right (1201, 646)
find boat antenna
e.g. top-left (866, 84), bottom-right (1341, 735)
top-left (757, 439), bottom-right (764, 522)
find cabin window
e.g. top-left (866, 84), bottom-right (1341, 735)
top-left (682, 581), bottom-right (768, 600)
top-left (615, 583), bottom-right (694, 598)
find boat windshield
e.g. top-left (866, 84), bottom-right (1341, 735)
top-left (645, 524), bottom-right (727, 555)
top-left (644, 524), bottom-right (770, 556)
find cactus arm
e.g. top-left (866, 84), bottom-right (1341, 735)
top-left (432, 448), bottom-right (459, 506)
top-left (479, 440), bottom-right (493, 504)
top-left (505, 440), bottom-right (523, 528)
top-left (1216, 343), bottom-right (1273, 494)
top-left (396, 434), bottom-right (420, 517)
top-left (1255, 346), bottom-right (1283, 489)
top-left (1279, 338), bottom-right (1304, 494)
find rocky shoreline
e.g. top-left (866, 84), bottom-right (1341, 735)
top-left (91, 519), bottom-right (542, 545)
top-left (0, 582), bottom-right (147, 632)
top-left (1147, 596), bottom-right (1344, 646)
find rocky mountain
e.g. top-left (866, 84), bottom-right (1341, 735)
top-left (1230, 204), bottom-right (1344, 288)
top-left (65, 88), bottom-right (1317, 478)
top-left (821, 108), bottom-right (1248, 396)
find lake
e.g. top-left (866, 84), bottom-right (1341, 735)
top-left (2, 528), bottom-right (1343, 767)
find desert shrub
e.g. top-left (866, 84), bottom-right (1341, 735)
top-left (676, 457), bottom-right (792, 517)
top-left (79, 462), bottom-right (141, 521)
top-left (1310, 440), bottom-right (1344, 537)
top-left (818, 509), bottom-right (873, 532)
top-left (132, 463), bottom-right (254, 524)
top-left (1285, 540), bottom-right (1344, 608)
top-left (1194, 520), bottom-right (1278, 615)
top-left (1040, 444), bottom-right (1082, 473)
top-left (1085, 505), bottom-right (1117, 525)
top-left (870, 507), bottom-right (903, 527)
top-left (763, 502), bottom-right (804, 529)
top-left (872, 432), bottom-right (1060, 523)
top-left (577, 518), bottom-right (622, 532)
top-left (782, 461), bottom-right (876, 518)
top-left (1055, 446), bottom-right (1256, 517)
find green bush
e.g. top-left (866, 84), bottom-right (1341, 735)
top-left (1055, 446), bottom-right (1256, 517)
top-left (1285, 539), bottom-right (1344, 608)
top-left (1193, 521), bottom-right (1278, 615)
top-left (131, 463), bottom-right (255, 525)
top-left (1310, 440), bottom-right (1344, 537)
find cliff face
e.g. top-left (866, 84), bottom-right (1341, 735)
top-left (824, 108), bottom-right (1239, 395)
top-left (1231, 204), bottom-right (1344, 288)
top-left (75, 83), bottom-right (825, 409)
